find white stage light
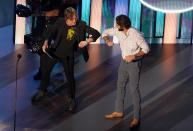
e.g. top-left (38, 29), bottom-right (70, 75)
top-left (139, 0), bottom-right (193, 13)
top-left (15, 0), bottom-right (26, 44)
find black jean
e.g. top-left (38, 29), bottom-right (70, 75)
top-left (39, 54), bottom-right (76, 99)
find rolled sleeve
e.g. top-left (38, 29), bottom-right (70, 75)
top-left (139, 40), bottom-right (150, 54)
top-left (135, 32), bottom-right (150, 54)
top-left (102, 27), bottom-right (118, 38)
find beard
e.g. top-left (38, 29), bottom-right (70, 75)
top-left (118, 28), bottom-right (124, 31)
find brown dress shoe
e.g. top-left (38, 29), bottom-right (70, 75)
top-left (105, 112), bottom-right (124, 119)
top-left (129, 119), bottom-right (140, 129)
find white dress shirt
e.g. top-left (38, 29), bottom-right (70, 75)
top-left (102, 27), bottom-right (150, 59)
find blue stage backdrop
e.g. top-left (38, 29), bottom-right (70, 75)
top-left (22, 0), bottom-right (193, 44)
top-left (98, 0), bottom-right (193, 44)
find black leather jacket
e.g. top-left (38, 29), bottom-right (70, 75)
top-left (44, 17), bottom-right (101, 62)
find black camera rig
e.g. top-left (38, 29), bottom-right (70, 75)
top-left (16, 0), bottom-right (62, 55)
top-left (16, 0), bottom-right (79, 55)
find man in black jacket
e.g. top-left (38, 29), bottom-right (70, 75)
top-left (31, 7), bottom-right (100, 111)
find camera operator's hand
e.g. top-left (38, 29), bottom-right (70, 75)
top-left (42, 40), bottom-right (48, 53)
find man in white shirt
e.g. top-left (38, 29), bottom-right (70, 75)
top-left (102, 15), bottom-right (149, 129)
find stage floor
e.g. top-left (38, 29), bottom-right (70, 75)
top-left (0, 44), bottom-right (193, 131)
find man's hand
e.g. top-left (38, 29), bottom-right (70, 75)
top-left (124, 55), bottom-right (135, 63)
top-left (79, 41), bottom-right (88, 48)
top-left (106, 41), bottom-right (114, 46)
top-left (42, 40), bottom-right (48, 53)
top-left (103, 36), bottom-right (114, 47)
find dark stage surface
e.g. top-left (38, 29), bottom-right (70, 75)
top-left (0, 44), bottom-right (193, 131)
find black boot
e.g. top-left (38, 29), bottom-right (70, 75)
top-left (31, 90), bottom-right (46, 104)
top-left (66, 97), bottom-right (77, 112)
top-left (69, 99), bottom-right (76, 112)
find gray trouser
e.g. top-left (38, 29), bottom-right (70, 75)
top-left (115, 58), bottom-right (141, 120)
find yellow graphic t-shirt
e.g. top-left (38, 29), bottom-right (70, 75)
top-left (67, 27), bottom-right (76, 40)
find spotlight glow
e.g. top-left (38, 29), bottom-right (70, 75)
top-left (139, 0), bottom-right (193, 13)
top-left (15, 0), bottom-right (26, 44)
